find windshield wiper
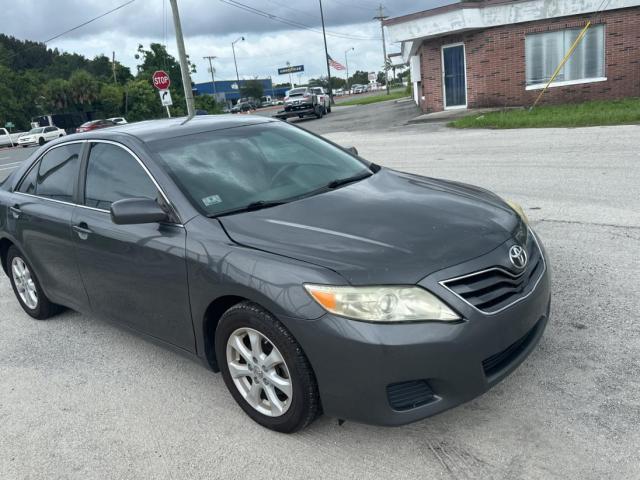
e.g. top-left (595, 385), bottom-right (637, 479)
top-left (327, 171), bottom-right (373, 189)
top-left (210, 200), bottom-right (286, 218)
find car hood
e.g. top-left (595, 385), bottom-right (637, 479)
top-left (219, 169), bottom-right (520, 285)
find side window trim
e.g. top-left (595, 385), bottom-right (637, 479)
top-left (82, 140), bottom-right (182, 225)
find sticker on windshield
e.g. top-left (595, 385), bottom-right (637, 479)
top-left (202, 195), bottom-right (222, 207)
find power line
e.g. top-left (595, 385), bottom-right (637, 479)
top-left (42, 0), bottom-right (137, 44)
top-left (219, 0), bottom-right (380, 41)
top-left (0, 0), bottom-right (137, 64)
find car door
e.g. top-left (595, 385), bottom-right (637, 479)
top-left (43, 126), bottom-right (56, 141)
top-left (71, 140), bottom-right (194, 351)
top-left (10, 142), bottom-right (89, 310)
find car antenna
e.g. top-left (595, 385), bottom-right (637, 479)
top-left (180, 113), bottom-right (196, 125)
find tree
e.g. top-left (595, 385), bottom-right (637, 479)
top-left (194, 94), bottom-right (222, 114)
top-left (68, 70), bottom-right (99, 109)
top-left (43, 78), bottom-right (70, 112)
top-left (124, 79), bottom-right (164, 122)
top-left (135, 43), bottom-right (195, 90)
top-left (309, 76), bottom-right (345, 90)
top-left (240, 79), bottom-right (264, 100)
top-left (99, 84), bottom-right (125, 117)
top-left (349, 70), bottom-right (370, 86)
top-left (376, 71), bottom-right (387, 85)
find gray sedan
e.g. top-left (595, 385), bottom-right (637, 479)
top-left (0, 116), bottom-right (550, 432)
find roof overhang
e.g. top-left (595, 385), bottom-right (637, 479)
top-left (386, 0), bottom-right (640, 63)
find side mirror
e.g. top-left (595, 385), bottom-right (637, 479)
top-left (345, 146), bottom-right (358, 156)
top-left (110, 198), bottom-right (169, 225)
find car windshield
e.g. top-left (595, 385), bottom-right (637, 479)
top-left (288, 88), bottom-right (307, 97)
top-left (28, 128), bottom-right (44, 134)
top-left (150, 122), bottom-right (371, 217)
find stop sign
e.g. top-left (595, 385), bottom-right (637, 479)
top-left (152, 70), bottom-right (171, 90)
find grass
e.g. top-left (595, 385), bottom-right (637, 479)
top-left (449, 98), bottom-right (640, 129)
top-left (338, 89), bottom-right (409, 106)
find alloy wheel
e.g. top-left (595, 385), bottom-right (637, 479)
top-left (11, 257), bottom-right (38, 309)
top-left (226, 327), bottom-right (293, 417)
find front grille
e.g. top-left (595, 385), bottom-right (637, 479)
top-left (440, 237), bottom-right (545, 314)
top-left (387, 380), bottom-right (436, 411)
top-left (482, 319), bottom-right (541, 376)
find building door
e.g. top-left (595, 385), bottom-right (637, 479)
top-left (442, 44), bottom-right (467, 109)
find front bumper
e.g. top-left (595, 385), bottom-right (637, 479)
top-left (283, 235), bottom-right (551, 426)
top-left (17, 138), bottom-right (37, 146)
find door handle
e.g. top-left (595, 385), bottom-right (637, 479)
top-left (72, 223), bottom-right (92, 240)
top-left (9, 205), bottom-right (21, 219)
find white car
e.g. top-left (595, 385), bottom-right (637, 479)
top-left (108, 117), bottom-right (128, 125)
top-left (17, 126), bottom-right (66, 147)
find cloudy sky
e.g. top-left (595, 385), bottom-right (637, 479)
top-left (1, 0), bottom-right (457, 84)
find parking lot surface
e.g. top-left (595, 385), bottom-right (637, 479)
top-left (1, 104), bottom-right (639, 479)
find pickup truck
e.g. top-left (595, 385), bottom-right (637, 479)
top-left (0, 128), bottom-right (24, 148)
top-left (274, 86), bottom-right (331, 121)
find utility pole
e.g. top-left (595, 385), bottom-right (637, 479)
top-left (112, 51), bottom-right (117, 84)
top-left (319, 0), bottom-right (334, 105)
top-left (286, 61), bottom-right (294, 89)
top-left (374, 4), bottom-right (390, 95)
top-left (203, 55), bottom-right (217, 96)
top-left (169, 0), bottom-right (195, 116)
top-left (344, 47), bottom-right (354, 93)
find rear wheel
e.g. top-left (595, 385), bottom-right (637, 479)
top-left (7, 246), bottom-right (61, 320)
top-left (216, 301), bottom-right (320, 433)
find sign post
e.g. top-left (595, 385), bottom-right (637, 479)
top-left (152, 70), bottom-right (172, 117)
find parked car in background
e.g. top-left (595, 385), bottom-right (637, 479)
top-left (17, 126), bottom-right (66, 147)
top-left (260, 96), bottom-right (274, 108)
top-left (76, 119), bottom-right (117, 133)
top-left (108, 117), bottom-right (128, 125)
top-left (231, 102), bottom-right (255, 113)
top-left (351, 84), bottom-right (366, 94)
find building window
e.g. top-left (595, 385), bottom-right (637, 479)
top-left (525, 24), bottom-right (605, 87)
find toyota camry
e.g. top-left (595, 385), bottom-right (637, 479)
top-left (0, 116), bottom-right (550, 432)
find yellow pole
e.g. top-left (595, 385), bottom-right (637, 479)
top-left (531, 21), bottom-right (592, 110)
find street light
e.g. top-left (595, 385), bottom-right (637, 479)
top-left (344, 47), bottom-right (354, 94)
top-left (232, 36), bottom-right (245, 88)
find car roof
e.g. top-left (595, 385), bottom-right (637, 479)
top-left (66, 115), bottom-right (275, 143)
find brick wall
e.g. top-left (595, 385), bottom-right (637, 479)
top-left (418, 6), bottom-right (640, 112)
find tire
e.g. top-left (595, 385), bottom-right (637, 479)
top-left (59, 134), bottom-right (64, 138)
top-left (6, 246), bottom-right (61, 320)
top-left (38, 137), bottom-right (45, 146)
top-left (216, 301), bottom-right (320, 433)
top-left (21, 145), bottom-right (27, 148)
top-left (315, 105), bottom-right (324, 119)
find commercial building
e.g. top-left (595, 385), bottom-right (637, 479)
top-left (384, 0), bottom-right (640, 112)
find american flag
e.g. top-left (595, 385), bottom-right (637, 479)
top-left (327, 54), bottom-right (346, 71)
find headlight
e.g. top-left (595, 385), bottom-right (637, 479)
top-left (304, 285), bottom-right (460, 323)
top-left (506, 200), bottom-right (529, 224)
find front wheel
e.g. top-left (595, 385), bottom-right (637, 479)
top-left (7, 246), bottom-right (61, 320)
top-left (315, 105), bottom-right (324, 119)
top-left (38, 137), bottom-right (45, 146)
top-left (216, 301), bottom-right (320, 433)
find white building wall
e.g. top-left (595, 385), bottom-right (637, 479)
top-left (409, 55), bottom-right (421, 105)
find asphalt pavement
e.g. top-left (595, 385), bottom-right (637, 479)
top-left (1, 103), bottom-right (639, 479)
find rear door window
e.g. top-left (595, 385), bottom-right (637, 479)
top-left (17, 144), bottom-right (81, 202)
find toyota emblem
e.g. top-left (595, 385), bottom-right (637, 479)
top-left (509, 245), bottom-right (528, 269)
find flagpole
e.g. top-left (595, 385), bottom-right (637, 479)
top-left (319, 0), bottom-right (334, 105)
